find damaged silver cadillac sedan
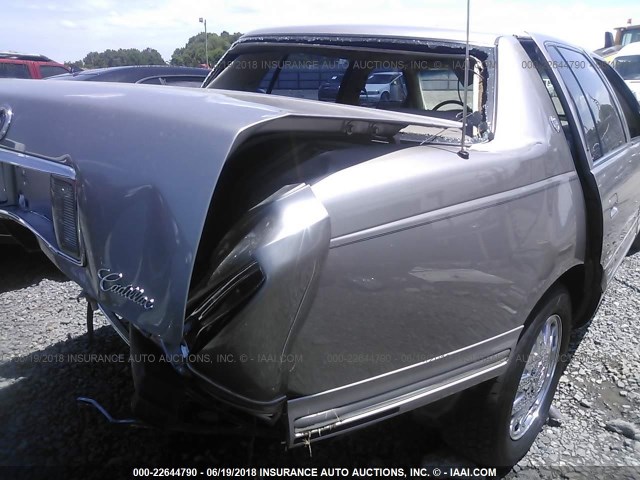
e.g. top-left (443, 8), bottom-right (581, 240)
top-left (1, 26), bottom-right (640, 466)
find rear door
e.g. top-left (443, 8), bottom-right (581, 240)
top-left (592, 58), bottom-right (640, 273)
top-left (533, 36), bottom-right (640, 286)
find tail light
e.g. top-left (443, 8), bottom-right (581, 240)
top-left (185, 262), bottom-right (265, 353)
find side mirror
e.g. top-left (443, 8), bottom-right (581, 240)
top-left (604, 31), bottom-right (614, 49)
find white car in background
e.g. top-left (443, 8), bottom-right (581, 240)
top-left (611, 42), bottom-right (640, 100)
top-left (359, 71), bottom-right (407, 105)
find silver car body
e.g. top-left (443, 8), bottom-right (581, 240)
top-left (1, 26), bottom-right (640, 445)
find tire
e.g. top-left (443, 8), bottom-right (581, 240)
top-left (380, 91), bottom-right (390, 103)
top-left (442, 285), bottom-right (572, 467)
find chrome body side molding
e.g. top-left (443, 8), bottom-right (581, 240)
top-left (328, 171), bottom-right (578, 248)
top-left (287, 326), bottom-right (522, 446)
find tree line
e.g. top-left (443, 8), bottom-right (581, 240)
top-left (66, 31), bottom-right (243, 70)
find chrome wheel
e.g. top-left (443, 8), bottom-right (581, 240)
top-left (509, 314), bottom-right (562, 440)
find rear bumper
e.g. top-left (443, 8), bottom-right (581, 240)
top-left (121, 313), bottom-right (521, 446)
top-left (127, 325), bottom-right (285, 433)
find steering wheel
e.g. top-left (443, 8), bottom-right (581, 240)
top-left (432, 99), bottom-right (465, 110)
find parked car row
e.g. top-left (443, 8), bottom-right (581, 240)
top-left (0, 52), bottom-right (70, 79)
top-left (49, 65), bottom-right (209, 87)
top-left (0, 52), bottom-right (209, 87)
top-left (318, 71), bottom-right (408, 106)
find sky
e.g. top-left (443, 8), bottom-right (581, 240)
top-left (2, 0), bottom-right (639, 63)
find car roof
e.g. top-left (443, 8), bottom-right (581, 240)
top-left (50, 65), bottom-right (209, 82)
top-left (0, 51), bottom-right (52, 62)
top-left (242, 25), bottom-right (502, 47)
top-left (71, 65), bottom-right (208, 74)
top-left (614, 42), bottom-right (640, 57)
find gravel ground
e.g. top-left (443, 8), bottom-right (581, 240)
top-left (1, 245), bottom-right (640, 479)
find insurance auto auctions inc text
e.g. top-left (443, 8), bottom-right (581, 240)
top-left (250, 467), bottom-right (497, 478)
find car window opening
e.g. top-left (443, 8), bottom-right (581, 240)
top-left (207, 43), bottom-right (493, 144)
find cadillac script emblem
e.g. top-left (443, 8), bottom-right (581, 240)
top-left (98, 269), bottom-right (155, 310)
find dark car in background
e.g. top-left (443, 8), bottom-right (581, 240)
top-left (49, 65), bottom-right (209, 87)
top-left (317, 73), bottom-right (344, 101)
top-left (0, 52), bottom-right (70, 79)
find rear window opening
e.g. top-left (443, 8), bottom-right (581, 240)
top-left (206, 41), bottom-right (493, 139)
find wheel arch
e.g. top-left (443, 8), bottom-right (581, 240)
top-left (522, 263), bottom-right (599, 336)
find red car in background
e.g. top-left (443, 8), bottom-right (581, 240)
top-left (0, 52), bottom-right (70, 79)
